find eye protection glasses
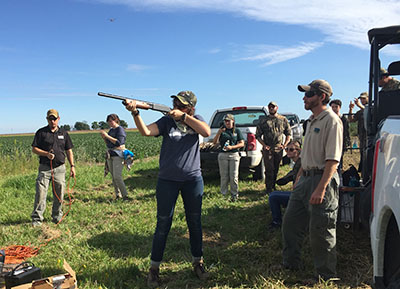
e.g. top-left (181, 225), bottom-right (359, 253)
top-left (47, 116), bottom-right (58, 121)
top-left (304, 91), bottom-right (317, 98)
top-left (285, 147), bottom-right (296, 152)
top-left (173, 99), bottom-right (189, 110)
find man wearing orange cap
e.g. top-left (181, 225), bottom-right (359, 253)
top-left (31, 109), bottom-right (75, 227)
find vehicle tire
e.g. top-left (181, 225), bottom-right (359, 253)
top-left (253, 160), bottom-right (265, 181)
top-left (359, 183), bottom-right (371, 230)
top-left (384, 216), bottom-right (400, 287)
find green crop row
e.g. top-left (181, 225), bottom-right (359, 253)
top-left (0, 130), bottom-right (162, 163)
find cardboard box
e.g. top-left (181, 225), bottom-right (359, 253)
top-left (11, 260), bottom-right (77, 289)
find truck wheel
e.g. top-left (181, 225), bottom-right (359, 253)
top-left (359, 183), bottom-right (371, 230)
top-left (253, 160), bottom-right (265, 181)
top-left (384, 215), bottom-right (400, 288)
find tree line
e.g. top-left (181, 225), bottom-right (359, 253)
top-left (59, 120), bottom-right (129, 131)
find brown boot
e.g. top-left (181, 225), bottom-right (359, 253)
top-left (193, 260), bottom-right (209, 280)
top-left (147, 267), bottom-right (160, 288)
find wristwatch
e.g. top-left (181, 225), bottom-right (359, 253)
top-left (181, 113), bottom-right (187, 122)
top-left (132, 110), bottom-right (140, 117)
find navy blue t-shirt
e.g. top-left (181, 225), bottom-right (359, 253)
top-left (106, 126), bottom-right (126, 149)
top-left (156, 115), bottom-right (205, 181)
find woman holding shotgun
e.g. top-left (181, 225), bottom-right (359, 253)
top-left (124, 91), bottom-right (211, 288)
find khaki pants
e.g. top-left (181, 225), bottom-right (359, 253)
top-left (31, 163), bottom-right (66, 224)
top-left (282, 172), bottom-right (339, 279)
top-left (217, 152), bottom-right (240, 197)
top-left (107, 156), bottom-right (128, 198)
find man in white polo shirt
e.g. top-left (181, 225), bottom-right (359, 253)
top-left (281, 79), bottom-right (343, 281)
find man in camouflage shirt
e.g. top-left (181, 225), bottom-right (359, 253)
top-left (256, 101), bottom-right (291, 194)
top-left (379, 67), bottom-right (400, 91)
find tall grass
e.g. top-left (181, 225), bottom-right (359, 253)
top-left (0, 153), bottom-right (372, 289)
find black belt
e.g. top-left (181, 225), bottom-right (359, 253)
top-left (303, 169), bottom-right (324, 176)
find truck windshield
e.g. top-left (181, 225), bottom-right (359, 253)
top-left (210, 110), bottom-right (267, 128)
top-left (283, 114), bottom-right (297, 123)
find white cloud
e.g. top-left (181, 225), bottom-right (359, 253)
top-left (126, 64), bottom-right (153, 72)
top-left (207, 48), bottom-right (221, 54)
top-left (234, 42), bottom-right (323, 66)
top-left (97, 0), bottom-right (400, 49)
top-left (96, 0), bottom-right (400, 65)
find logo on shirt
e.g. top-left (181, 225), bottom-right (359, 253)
top-left (169, 127), bottom-right (185, 141)
top-left (58, 135), bottom-right (64, 139)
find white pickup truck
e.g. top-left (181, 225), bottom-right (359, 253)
top-left (200, 106), bottom-right (302, 180)
top-left (200, 106), bottom-right (268, 180)
top-left (361, 26), bottom-right (400, 289)
top-left (370, 117), bottom-right (400, 289)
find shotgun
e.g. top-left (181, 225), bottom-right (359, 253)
top-left (98, 92), bottom-right (171, 114)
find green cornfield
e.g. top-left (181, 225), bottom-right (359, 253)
top-left (0, 130), bottom-right (162, 176)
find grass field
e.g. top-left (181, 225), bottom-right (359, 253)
top-left (0, 133), bottom-right (371, 289)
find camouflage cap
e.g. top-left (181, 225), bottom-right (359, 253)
top-left (170, 90), bottom-right (197, 107)
top-left (223, 113), bottom-right (235, 121)
top-left (47, 109), bottom-right (59, 118)
top-left (298, 79), bottom-right (333, 97)
top-left (380, 67), bottom-right (389, 78)
top-left (359, 92), bottom-right (368, 99)
top-left (268, 101), bottom-right (278, 107)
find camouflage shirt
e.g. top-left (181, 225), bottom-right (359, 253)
top-left (255, 114), bottom-right (291, 147)
top-left (381, 78), bottom-right (400, 91)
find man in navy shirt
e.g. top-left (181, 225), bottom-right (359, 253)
top-left (31, 109), bottom-right (75, 227)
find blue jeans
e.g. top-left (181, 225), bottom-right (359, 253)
top-left (269, 191), bottom-right (291, 224)
top-left (150, 177), bottom-right (204, 263)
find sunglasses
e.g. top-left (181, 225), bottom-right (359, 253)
top-left (173, 99), bottom-right (189, 110)
top-left (47, 116), bottom-right (58, 121)
top-left (285, 147), bottom-right (296, 152)
top-left (304, 91), bottom-right (317, 98)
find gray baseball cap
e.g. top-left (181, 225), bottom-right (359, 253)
top-left (298, 79), bottom-right (333, 97)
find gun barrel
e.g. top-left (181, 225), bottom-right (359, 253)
top-left (98, 92), bottom-right (170, 113)
top-left (98, 92), bottom-right (126, 101)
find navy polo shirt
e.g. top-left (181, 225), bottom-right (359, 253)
top-left (32, 126), bottom-right (74, 168)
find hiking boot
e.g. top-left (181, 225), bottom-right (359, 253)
top-left (147, 267), bottom-right (160, 288)
top-left (268, 221), bottom-right (281, 231)
top-left (123, 196), bottom-right (133, 201)
top-left (32, 221), bottom-right (42, 227)
top-left (193, 261), bottom-right (209, 280)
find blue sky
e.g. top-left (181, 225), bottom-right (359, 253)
top-left (1, 0), bottom-right (400, 134)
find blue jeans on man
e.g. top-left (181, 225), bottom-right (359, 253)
top-left (150, 177), bottom-right (204, 265)
top-left (269, 191), bottom-right (291, 227)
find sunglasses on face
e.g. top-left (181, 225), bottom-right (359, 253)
top-left (173, 99), bottom-right (189, 110)
top-left (285, 147), bottom-right (296, 152)
top-left (47, 116), bottom-right (57, 121)
top-left (304, 91), bottom-right (317, 98)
